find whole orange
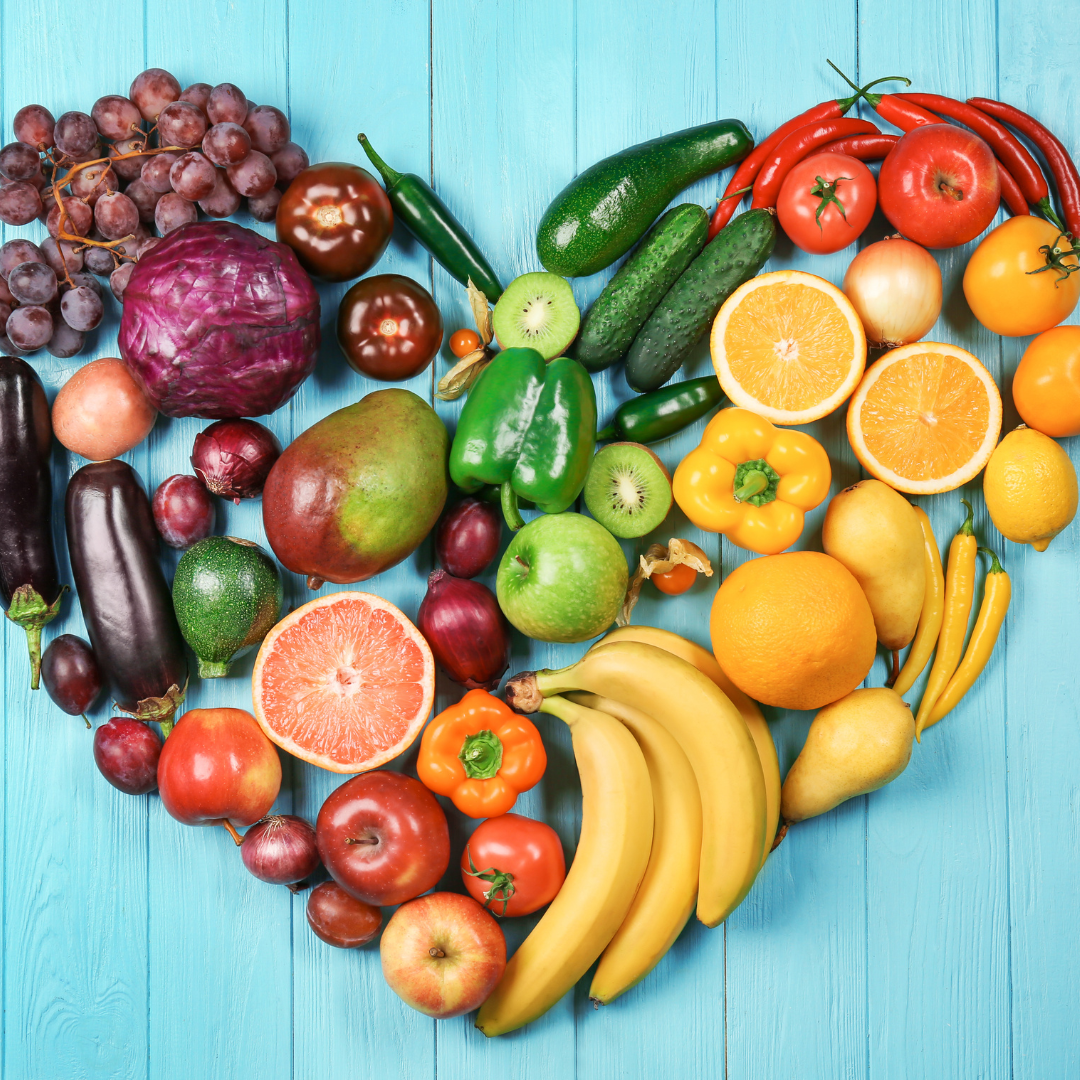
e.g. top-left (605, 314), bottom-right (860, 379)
top-left (710, 551), bottom-right (876, 711)
top-left (1012, 326), bottom-right (1080, 438)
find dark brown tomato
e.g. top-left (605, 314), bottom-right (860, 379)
top-left (337, 274), bottom-right (443, 381)
top-left (275, 162), bottom-right (392, 282)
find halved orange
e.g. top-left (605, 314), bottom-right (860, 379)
top-left (252, 592), bottom-right (435, 773)
top-left (711, 270), bottom-right (867, 425)
top-left (846, 342), bottom-right (1002, 494)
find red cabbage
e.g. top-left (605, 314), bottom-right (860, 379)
top-left (118, 220), bottom-right (320, 419)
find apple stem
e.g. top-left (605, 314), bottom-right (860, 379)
top-left (938, 181), bottom-right (964, 201)
top-left (429, 947), bottom-right (446, 958)
top-left (345, 836), bottom-right (379, 845)
top-left (222, 820), bottom-right (243, 846)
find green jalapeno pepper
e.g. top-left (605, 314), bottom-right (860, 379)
top-left (597, 376), bottom-right (725, 444)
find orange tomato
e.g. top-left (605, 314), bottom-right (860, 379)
top-left (962, 217), bottom-right (1080, 337)
top-left (1012, 325), bottom-right (1080, 437)
top-left (450, 328), bottom-right (482, 357)
top-left (651, 562), bottom-right (697, 595)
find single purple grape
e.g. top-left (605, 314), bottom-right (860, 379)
top-left (227, 151), bottom-right (276, 197)
top-left (270, 142), bottom-right (309, 189)
top-left (178, 83), bottom-right (212, 112)
top-left (13, 105), bottom-right (55, 150)
top-left (247, 186), bottom-right (282, 222)
top-left (84, 244), bottom-right (117, 276)
top-left (54, 111), bottom-right (98, 158)
top-left (46, 320), bottom-right (85, 358)
top-left (0, 181), bottom-right (43, 226)
top-left (69, 162), bottom-right (118, 206)
top-left (129, 68), bottom-right (181, 122)
top-left (5, 305), bottom-right (53, 350)
top-left (91, 95), bottom-right (142, 141)
top-left (46, 196), bottom-right (92, 238)
top-left (152, 474), bottom-right (215, 549)
top-left (202, 122), bottom-right (251, 167)
top-left (157, 101), bottom-right (208, 149)
top-left (0, 239), bottom-right (45, 279)
top-left (62, 271), bottom-right (103, 297)
top-left (8, 261), bottom-right (57, 305)
top-left (110, 261), bottom-right (134, 300)
top-left (207, 83), bottom-right (248, 126)
top-left (60, 285), bottom-right (103, 332)
top-left (93, 718), bottom-right (161, 795)
top-left (242, 105), bottom-right (290, 154)
top-left (169, 152), bottom-right (216, 201)
top-left (0, 142), bottom-right (41, 182)
top-left (40, 237), bottom-right (84, 277)
top-left (94, 191), bottom-right (140, 240)
top-left (154, 191), bottom-right (197, 235)
top-left (140, 152), bottom-right (178, 193)
top-left (41, 635), bottom-right (102, 718)
top-left (197, 168), bottom-right (241, 218)
top-left (123, 178), bottom-right (161, 224)
top-left (109, 137), bottom-right (148, 180)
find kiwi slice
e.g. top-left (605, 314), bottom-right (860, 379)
top-left (492, 271), bottom-right (581, 359)
top-left (584, 442), bottom-right (673, 539)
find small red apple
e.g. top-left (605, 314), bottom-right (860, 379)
top-left (316, 770), bottom-right (449, 906)
top-left (157, 708), bottom-right (281, 828)
top-left (878, 124), bottom-right (1000, 248)
top-left (381, 892), bottom-right (506, 1018)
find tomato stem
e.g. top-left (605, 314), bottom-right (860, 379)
top-left (1026, 234), bottom-right (1080, 284)
top-left (810, 174), bottom-right (851, 228)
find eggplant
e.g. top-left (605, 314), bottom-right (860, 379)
top-left (65, 460), bottom-right (188, 733)
top-left (0, 356), bottom-right (64, 688)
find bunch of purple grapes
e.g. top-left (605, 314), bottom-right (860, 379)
top-left (0, 67), bottom-right (309, 357)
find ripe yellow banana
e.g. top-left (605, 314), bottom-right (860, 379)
top-left (569, 692), bottom-right (701, 1006)
top-left (508, 640), bottom-right (766, 927)
top-left (475, 694), bottom-right (652, 1038)
top-left (598, 625), bottom-right (781, 862)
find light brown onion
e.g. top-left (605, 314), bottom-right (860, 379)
top-left (843, 236), bottom-right (942, 348)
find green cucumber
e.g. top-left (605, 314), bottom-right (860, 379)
top-left (537, 119), bottom-right (753, 278)
top-left (575, 204), bottom-right (709, 373)
top-left (625, 208), bottom-right (777, 394)
top-left (172, 536), bottom-right (283, 678)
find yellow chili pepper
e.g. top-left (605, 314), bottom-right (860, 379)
top-left (672, 407), bottom-right (831, 555)
top-left (892, 506), bottom-right (945, 697)
top-left (915, 499), bottom-right (978, 741)
top-left (923, 548), bottom-right (1010, 730)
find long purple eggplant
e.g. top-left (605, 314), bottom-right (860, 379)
top-left (65, 460), bottom-right (187, 733)
top-left (0, 356), bottom-right (64, 688)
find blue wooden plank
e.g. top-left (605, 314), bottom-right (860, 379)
top-left (996, 3), bottom-right (1080, 1077)
top-left (0, 1), bottom-right (151, 1076)
top-left (857, 4), bottom-right (1012, 1077)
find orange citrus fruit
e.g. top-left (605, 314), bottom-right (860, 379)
top-left (710, 551), bottom-right (876, 711)
top-left (252, 591), bottom-right (435, 773)
top-left (711, 269), bottom-right (867, 425)
top-left (846, 341), bottom-right (1002, 494)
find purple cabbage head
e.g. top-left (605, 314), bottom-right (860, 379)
top-left (118, 220), bottom-right (320, 418)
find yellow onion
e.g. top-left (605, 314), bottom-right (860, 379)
top-left (843, 236), bottom-right (942, 348)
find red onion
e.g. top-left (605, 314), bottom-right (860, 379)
top-left (417, 570), bottom-right (511, 691)
top-left (191, 418), bottom-right (281, 504)
top-left (240, 814), bottom-right (320, 888)
top-left (435, 496), bottom-right (503, 578)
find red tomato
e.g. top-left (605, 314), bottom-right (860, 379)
top-left (777, 152), bottom-right (876, 255)
top-left (460, 813), bottom-right (566, 917)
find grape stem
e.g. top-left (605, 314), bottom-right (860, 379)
top-left (45, 140), bottom-right (185, 285)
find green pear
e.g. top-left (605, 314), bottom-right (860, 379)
top-left (780, 688), bottom-right (914, 823)
top-left (822, 479), bottom-right (925, 649)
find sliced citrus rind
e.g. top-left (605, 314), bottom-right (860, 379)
top-left (711, 270), bottom-right (867, 425)
top-left (846, 342), bottom-right (1002, 495)
top-left (252, 591), bottom-right (435, 774)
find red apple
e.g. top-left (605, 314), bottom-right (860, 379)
top-left (878, 124), bottom-right (1000, 248)
top-left (157, 708), bottom-right (281, 828)
top-left (381, 892), bottom-right (506, 1018)
top-left (316, 770), bottom-right (449, 906)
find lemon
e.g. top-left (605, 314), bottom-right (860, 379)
top-left (983, 427), bottom-right (1078, 551)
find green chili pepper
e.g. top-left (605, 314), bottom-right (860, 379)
top-left (597, 376), bottom-right (725, 444)
top-left (449, 348), bottom-right (597, 529)
top-left (358, 134), bottom-right (504, 304)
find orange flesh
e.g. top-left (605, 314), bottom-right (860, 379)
top-left (257, 597), bottom-right (429, 765)
top-left (858, 351), bottom-right (991, 480)
top-left (722, 283), bottom-right (855, 411)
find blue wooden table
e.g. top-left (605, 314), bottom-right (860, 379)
top-left (2, 1), bottom-right (1078, 1076)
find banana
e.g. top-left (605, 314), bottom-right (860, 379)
top-left (507, 640), bottom-right (766, 928)
top-left (569, 692), bottom-right (701, 1006)
top-left (598, 625), bottom-right (782, 862)
top-left (475, 694), bottom-right (652, 1038)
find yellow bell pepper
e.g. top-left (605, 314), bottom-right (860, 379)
top-left (673, 408), bottom-right (831, 555)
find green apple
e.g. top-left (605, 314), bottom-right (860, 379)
top-left (496, 512), bottom-right (628, 643)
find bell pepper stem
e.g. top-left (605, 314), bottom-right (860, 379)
top-left (501, 481), bottom-right (526, 531)
top-left (733, 469), bottom-right (769, 502)
top-left (458, 729), bottom-right (503, 779)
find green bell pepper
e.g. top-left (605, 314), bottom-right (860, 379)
top-left (449, 347), bottom-right (597, 529)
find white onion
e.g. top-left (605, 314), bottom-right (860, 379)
top-left (843, 236), bottom-right (943, 347)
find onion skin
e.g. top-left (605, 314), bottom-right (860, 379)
top-left (435, 497), bottom-right (502, 578)
top-left (192, 418), bottom-right (282, 504)
top-left (417, 570), bottom-right (510, 691)
top-left (240, 814), bottom-right (321, 887)
top-left (843, 237), bottom-right (942, 348)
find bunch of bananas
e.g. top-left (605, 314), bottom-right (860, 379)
top-left (475, 626), bottom-right (782, 1038)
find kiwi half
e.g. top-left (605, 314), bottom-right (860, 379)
top-left (492, 271), bottom-right (580, 359)
top-left (584, 442), bottom-right (673, 539)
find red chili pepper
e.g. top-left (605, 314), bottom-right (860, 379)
top-left (807, 133), bottom-right (899, 161)
top-left (708, 71), bottom-right (909, 238)
top-left (996, 160), bottom-right (1030, 217)
top-left (826, 61), bottom-right (942, 133)
top-left (895, 93), bottom-right (1051, 212)
top-left (750, 118), bottom-right (879, 209)
top-left (968, 97), bottom-right (1080, 237)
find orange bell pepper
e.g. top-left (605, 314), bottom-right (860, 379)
top-left (417, 688), bottom-right (547, 818)
top-left (673, 407), bottom-right (831, 555)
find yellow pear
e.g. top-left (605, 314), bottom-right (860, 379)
top-left (822, 479), bottom-right (925, 649)
top-left (781, 688), bottom-right (914, 823)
